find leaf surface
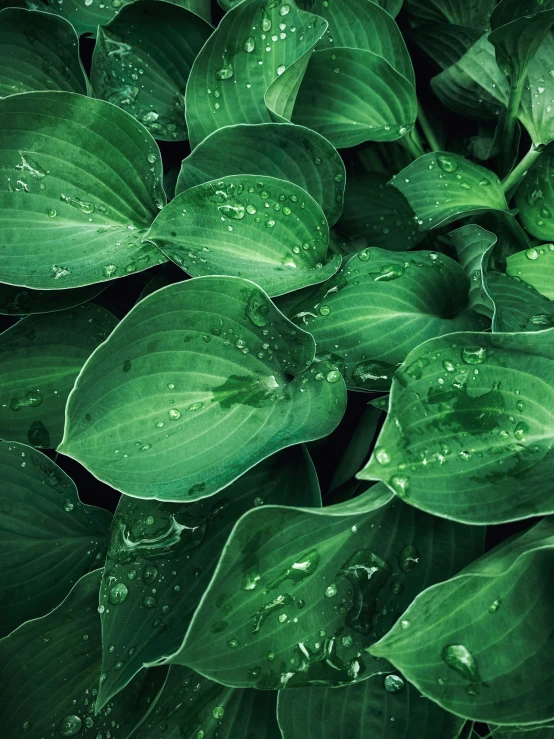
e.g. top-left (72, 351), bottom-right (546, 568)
top-left (404, 0), bottom-right (495, 26)
top-left (506, 245), bottom-right (554, 299)
top-left (449, 224), bottom-right (495, 318)
top-left (515, 146), bottom-right (554, 240)
top-left (0, 282), bottom-right (105, 316)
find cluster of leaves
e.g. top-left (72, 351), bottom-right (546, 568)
top-left (2, 0), bottom-right (554, 737)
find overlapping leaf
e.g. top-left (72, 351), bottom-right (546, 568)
top-left (358, 328), bottom-right (554, 524)
top-left (404, 0), bottom-right (495, 26)
top-left (487, 272), bottom-right (554, 332)
top-left (506, 245), bottom-right (554, 299)
top-left (515, 146), bottom-right (554, 240)
top-left (449, 224), bottom-right (495, 318)
top-left (0, 91), bottom-right (166, 289)
top-left (146, 174), bottom-right (340, 296)
top-left (0, 304), bottom-right (117, 448)
top-left (0, 442), bottom-right (111, 637)
top-left (410, 23), bottom-right (481, 70)
top-left (0, 282), bottom-right (105, 315)
top-left (59, 276), bottom-right (346, 501)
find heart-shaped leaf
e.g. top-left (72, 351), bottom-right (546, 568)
top-left (0, 91), bottom-right (166, 289)
top-left (175, 123), bottom-right (346, 227)
top-left (0, 8), bottom-right (86, 97)
top-left (96, 446), bottom-right (320, 708)
top-left (449, 224), bottom-right (495, 318)
top-left (358, 327), bottom-right (554, 524)
top-left (506, 245), bottom-right (554, 299)
top-left (91, 0), bottom-right (212, 141)
top-left (404, 0), bottom-right (495, 27)
top-left (0, 304), bottom-right (117, 448)
top-left (146, 175), bottom-right (340, 296)
top-left (515, 146), bottom-right (554, 240)
top-left (0, 282), bottom-right (105, 316)
top-left (390, 152), bottom-right (509, 229)
top-left (59, 276), bottom-right (346, 501)
top-left (0, 570), bottom-right (167, 739)
top-left (285, 247), bottom-right (488, 392)
top-left (0, 442), bottom-right (111, 637)
top-left (370, 519), bottom-right (554, 725)
top-left (171, 497), bottom-right (483, 688)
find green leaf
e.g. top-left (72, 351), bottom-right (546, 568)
top-left (390, 152), bottom-right (510, 229)
top-left (0, 91), bottom-right (166, 290)
top-left (277, 673), bottom-right (465, 739)
top-left (0, 304), bottom-right (117, 448)
top-left (0, 442), bottom-right (111, 637)
top-left (506, 245), bottom-right (554, 299)
top-left (449, 224), bottom-right (495, 318)
top-left (370, 518), bottom-right (554, 725)
top-left (0, 8), bottom-right (86, 97)
top-left (175, 123), bottom-right (346, 227)
top-left (285, 247), bottom-right (488, 392)
top-left (404, 0), bottom-right (495, 27)
top-left (0, 570), bottom-right (168, 739)
top-left (486, 271), bottom-right (554, 332)
top-left (59, 276), bottom-right (346, 501)
top-left (358, 327), bottom-right (554, 524)
top-left (0, 282), bottom-right (105, 315)
top-left (146, 174), bottom-right (340, 297)
top-left (96, 446), bottom-right (320, 708)
top-left (410, 22), bottom-right (482, 70)
top-left (185, 0), bottom-right (327, 148)
top-left (337, 171), bottom-right (423, 250)
top-left (329, 405), bottom-right (383, 492)
top-left (91, 0), bottom-right (212, 142)
top-left (515, 146), bottom-right (554, 240)
top-left (130, 665), bottom-right (281, 739)
top-left (171, 497), bottom-right (483, 687)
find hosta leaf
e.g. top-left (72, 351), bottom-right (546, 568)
top-left (91, 0), bottom-right (212, 141)
top-left (515, 146), bottom-right (554, 240)
top-left (0, 442), bottom-right (111, 637)
top-left (358, 328), bottom-right (554, 524)
top-left (130, 665), bottom-right (280, 739)
top-left (506, 245), bottom-right (554, 299)
top-left (0, 304), bottom-right (117, 448)
top-left (59, 276), bottom-right (346, 501)
top-left (0, 282), bottom-right (105, 315)
top-left (404, 0), bottom-right (495, 27)
top-left (185, 0), bottom-right (327, 148)
top-left (286, 247), bottom-right (488, 392)
top-left (410, 23), bottom-right (482, 70)
top-left (329, 405), bottom-right (383, 492)
top-left (337, 172), bottom-right (423, 250)
top-left (0, 91), bottom-right (166, 290)
top-left (487, 272), bottom-right (554, 332)
top-left (449, 224), bottom-right (495, 318)
top-left (390, 152), bottom-right (509, 229)
top-left (172, 497), bottom-right (483, 687)
top-left (175, 123), bottom-right (346, 227)
top-left (146, 174), bottom-right (340, 297)
top-left (370, 519), bottom-right (554, 725)
top-left (0, 571), bottom-right (167, 739)
top-left (277, 673), bottom-right (465, 739)
top-left (96, 447), bottom-right (320, 708)
top-left (0, 8), bottom-right (86, 97)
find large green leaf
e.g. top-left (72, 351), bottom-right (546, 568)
top-left (59, 276), bottom-right (346, 501)
top-left (130, 665), bottom-right (281, 739)
top-left (96, 447), bottom-right (320, 708)
top-left (506, 245), bottom-right (554, 299)
top-left (370, 519), bottom-right (554, 725)
top-left (171, 497), bottom-right (483, 688)
top-left (285, 247), bottom-right (488, 392)
top-left (515, 146), bottom-right (554, 241)
top-left (146, 174), bottom-right (340, 296)
top-left (410, 22), bottom-right (482, 70)
top-left (0, 91), bottom-right (166, 289)
top-left (91, 1), bottom-right (212, 142)
top-left (390, 152), bottom-right (510, 229)
top-left (0, 304), bottom-right (117, 448)
top-left (0, 442), bottom-right (111, 637)
top-left (449, 224), bottom-right (495, 318)
top-left (337, 172), bottom-right (423, 250)
top-left (0, 8), bottom-right (86, 97)
top-left (487, 272), bottom-right (554, 332)
top-left (404, 0), bottom-right (495, 26)
top-left (0, 282), bottom-right (105, 315)
top-left (277, 673), bottom-right (465, 739)
top-left (0, 571), bottom-right (167, 739)
top-left (358, 327), bottom-right (554, 524)
top-left (185, 0), bottom-right (327, 148)
top-left (175, 123), bottom-right (345, 227)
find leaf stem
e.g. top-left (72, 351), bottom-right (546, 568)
top-left (499, 73), bottom-right (526, 174)
top-left (501, 145), bottom-right (542, 195)
top-left (398, 128), bottom-right (424, 160)
top-left (502, 211), bottom-right (534, 251)
top-left (417, 103), bottom-right (440, 152)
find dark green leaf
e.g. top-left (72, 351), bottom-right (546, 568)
top-left (487, 272), bottom-right (554, 332)
top-left (410, 23), bottom-right (482, 70)
top-left (506, 245), bottom-right (554, 299)
top-left (515, 146), bottom-right (554, 241)
top-left (404, 0), bottom-right (495, 27)
top-left (329, 405), bottom-right (383, 492)
top-left (0, 283), bottom-right (105, 316)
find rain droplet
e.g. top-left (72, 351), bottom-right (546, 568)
top-left (168, 409), bottom-right (181, 420)
top-left (384, 674), bottom-right (405, 693)
top-left (437, 155), bottom-right (458, 173)
top-left (108, 582), bottom-right (129, 605)
top-left (461, 346), bottom-right (488, 365)
top-left (58, 715), bottom-right (83, 736)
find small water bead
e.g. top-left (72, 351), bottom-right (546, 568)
top-left (279, 3), bottom-right (290, 14)
top-left (384, 675), bottom-right (405, 693)
top-left (324, 584), bottom-right (338, 598)
top-left (461, 346), bottom-right (488, 365)
top-left (342, 635), bottom-right (353, 648)
top-left (399, 544), bottom-right (419, 572)
top-left (147, 152), bottom-right (157, 164)
top-left (319, 304), bottom-right (331, 316)
top-left (326, 370), bottom-right (341, 383)
top-left (168, 409), bottom-right (181, 420)
top-left (375, 447), bottom-right (391, 465)
top-left (243, 36), bottom-right (255, 52)
top-left (437, 155), bottom-right (458, 173)
top-left (278, 613), bottom-right (287, 623)
top-left (48, 208), bottom-right (57, 217)
top-left (59, 715), bottom-right (83, 736)
top-left (488, 598), bottom-right (502, 613)
top-left (526, 247), bottom-right (539, 260)
top-left (459, 450), bottom-right (471, 461)
top-left (390, 475), bottom-right (409, 499)
top-left (142, 565), bottom-right (158, 584)
top-left (228, 637), bottom-right (239, 648)
top-left (142, 595), bottom-right (157, 608)
top-left (516, 400), bottom-right (525, 412)
top-left (215, 59), bottom-right (233, 80)
top-left (108, 582), bottom-right (129, 605)
top-left (64, 499), bottom-right (74, 512)
top-left (513, 421), bottom-right (529, 440)
top-left (400, 619), bottom-right (410, 629)
top-left (212, 706), bottom-right (225, 720)
top-left (441, 644), bottom-right (482, 694)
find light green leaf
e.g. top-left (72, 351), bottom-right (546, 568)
top-left (449, 224), bottom-right (495, 318)
top-left (96, 447), bottom-right (320, 708)
top-left (0, 304), bottom-right (117, 448)
top-left (0, 282), bottom-right (105, 315)
top-left (514, 146), bottom-right (554, 240)
top-left (390, 152), bottom-right (510, 229)
top-left (358, 327), bottom-right (554, 524)
top-left (175, 123), bottom-right (346, 227)
top-left (0, 8), bottom-right (86, 97)
top-left (0, 571), bottom-right (167, 739)
top-left (410, 23), bottom-right (482, 70)
top-left (506, 245), bottom-right (554, 299)
top-left (487, 272), bottom-right (554, 332)
top-left (337, 172), bottom-right (423, 250)
top-left (171, 497), bottom-right (483, 687)
top-left (185, 0), bottom-right (327, 148)
top-left (277, 673), bottom-right (465, 739)
top-left (130, 665), bottom-right (281, 739)
top-left (370, 519), bottom-right (554, 725)
top-left (91, 0), bottom-right (212, 141)
top-left (285, 247), bottom-right (488, 392)
top-left (0, 91), bottom-right (166, 290)
top-left (146, 175), bottom-right (340, 297)
top-left (0, 442), bottom-right (111, 637)
top-left (59, 276), bottom-right (346, 501)
top-left (404, 0), bottom-right (495, 26)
